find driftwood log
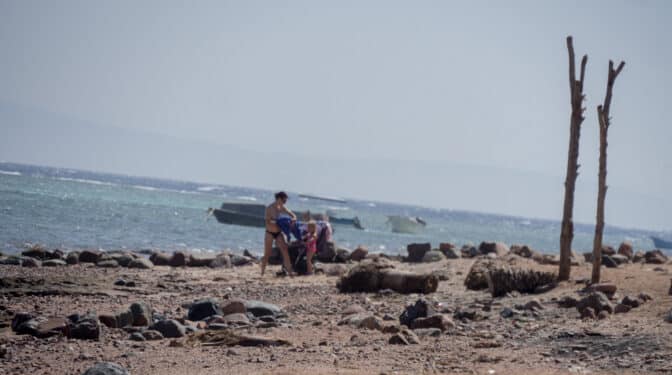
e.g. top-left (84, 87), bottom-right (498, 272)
top-left (465, 258), bottom-right (557, 297)
top-left (337, 260), bottom-right (439, 294)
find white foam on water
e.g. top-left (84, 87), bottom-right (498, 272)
top-left (236, 196), bottom-right (257, 201)
top-left (197, 186), bottom-right (219, 192)
top-left (0, 170), bottom-right (22, 176)
top-left (55, 176), bottom-right (116, 186)
top-left (132, 185), bottom-right (158, 191)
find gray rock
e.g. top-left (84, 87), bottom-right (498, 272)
top-left (188, 254), bottom-right (216, 267)
top-left (407, 243), bottom-right (431, 262)
top-left (439, 243), bottom-right (460, 259)
top-left (621, 295), bottom-right (641, 308)
top-left (245, 300), bottom-right (283, 318)
top-left (576, 292), bottom-right (613, 316)
top-left (221, 313), bottom-right (250, 325)
top-left (66, 252), bottom-right (80, 264)
top-left (221, 299), bottom-right (246, 315)
top-left (350, 246), bottom-right (368, 261)
top-left (142, 329), bottom-right (164, 340)
top-left (409, 314), bottom-right (454, 331)
top-left (460, 245), bottom-right (479, 258)
top-left (335, 248), bottom-right (351, 263)
top-left (645, 250), bottom-right (668, 264)
top-left (500, 308), bottom-right (519, 318)
top-left (129, 332), bottom-right (145, 341)
top-left (479, 242), bottom-right (510, 256)
top-left (412, 327), bottom-right (442, 337)
top-left (169, 251), bottom-right (188, 267)
top-left (128, 258), bottom-right (153, 269)
top-left (614, 304), bottom-right (631, 314)
top-left (208, 254), bottom-right (231, 268)
top-left (421, 250), bottom-right (445, 263)
top-left (129, 302), bottom-right (152, 326)
top-left (21, 257), bottom-right (41, 268)
top-left (188, 298), bottom-right (222, 321)
top-left (149, 252), bottom-right (171, 266)
top-left (558, 296), bottom-right (578, 308)
top-left (601, 255), bottom-right (619, 268)
top-left (81, 362), bottom-right (129, 375)
top-left (665, 310), bottom-right (672, 323)
top-left (96, 259), bottom-right (119, 268)
top-left (0, 256), bottom-right (22, 265)
top-left (230, 254), bottom-right (253, 266)
top-left (67, 312), bottom-right (100, 340)
top-left (150, 319), bottom-right (185, 338)
top-left (79, 250), bottom-right (102, 263)
top-left (42, 259), bottom-right (67, 267)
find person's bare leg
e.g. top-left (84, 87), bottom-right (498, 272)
top-left (277, 236), bottom-right (294, 275)
top-left (261, 233), bottom-right (272, 276)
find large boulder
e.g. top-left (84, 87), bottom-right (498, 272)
top-left (460, 244), bottom-right (479, 258)
top-left (510, 244), bottom-right (536, 258)
top-left (66, 312), bottom-right (101, 340)
top-left (422, 250), bottom-right (445, 263)
top-left (169, 251), bottom-right (188, 267)
top-left (21, 257), bottom-right (41, 268)
top-left (129, 302), bottom-right (153, 326)
top-left (406, 243), bottom-right (431, 262)
top-left (479, 242), bottom-right (509, 257)
top-left (81, 362), bottom-right (129, 375)
top-left (464, 259), bottom-right (492, 290)
top-left (128, 257), bottom-right (153, 269)
top-left (66, 252), bottom-right (80, 265)
top-left (399, 299), bottom-right (437, 327)
top-left (188, 298), bottom-right (223, 321)
top-left (576, 292), bottom-right (613, 316)
top-left (439, 243), bottom-right (460, 259)
top-left (644, 250), bottom-right (668, 264)
top-left (79, 250), bottom-right (102, 263)
top-left (149, 252), bottom-right (171, 266)
top-left (350, 246), bottom-right (369, 262)
top-left (150, 319), bottom-right (185, 338)
top-left (617, 242), bottom-right (634, 260)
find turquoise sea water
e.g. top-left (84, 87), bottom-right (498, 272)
top-left (0, 162), bottom-right (665, 256)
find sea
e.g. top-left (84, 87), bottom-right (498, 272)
top-left (0, 162), bottom-right (667, 257)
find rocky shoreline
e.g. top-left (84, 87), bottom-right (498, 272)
top-left (1, 242), bottom-right (671, 374)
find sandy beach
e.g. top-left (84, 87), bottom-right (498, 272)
top-left (1, 245), bottom-right (671, 375)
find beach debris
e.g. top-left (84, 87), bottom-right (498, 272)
top-left (406, 243), bottom-right (431, 262)
top-left (187, 329), bottom-right (291, 347)
top-left (338, 259), bottom-right (438, 294)
top-left (81, 362), bottom-right (129, 375)
top-left (464, 258), bottom-right (557, 297)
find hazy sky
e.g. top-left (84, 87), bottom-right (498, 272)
top-left (1, 1), bottom-right (671, 230)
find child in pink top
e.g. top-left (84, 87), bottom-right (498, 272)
top-left (303, 221), bottom-right (318, 275)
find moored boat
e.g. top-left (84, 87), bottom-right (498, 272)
top-left (651, 236), bottom-right (672, 250)
top-left (387, 215), bottom-right (427, 234)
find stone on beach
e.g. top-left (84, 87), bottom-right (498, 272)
top-left (421, 250), bottom-right (445, 263)
top-left (409, 314), bottom-right (454, 331)
top-left (439, 243), bottom-right (460, 259)
top-left (350, 246), bottom-right (369, 261)
top-left (644, 250), bottom-right (668, 264)
top-left (129, 302), bottom-right (153, 326)
top-left (617, 242), bottom-right (634, 259)
top-left (128, 257), bottom-right (153, 269)
top-left (169, 251), bottom-right (188, 267)
top-left (149, 251), bottom-right (171, 265)
top-left (338, 259), bottom-right (438, 294)
top-left (42, 259), bottom-right (67, 267)
top-left (20, 256), bottom-right (41, 268)
top-left (406, 243), bottom-right (431, 262)
top-left (188, 254), bottom-right (216, 267)
top-left (187, 330), bottom-right (291, 347)
top-left (188, 298), bottom-right (223, 321)
top-left (79, 250), bottom-right (102, 263)
top-left (150, 319), bottom-right (186, 338)
top-left (66, 312), bottom-right (101, 340)
top-left (244, 300), bottom-right (283, 318)
top-left (81, 362), bottom-right (129, 375)
top-left (478, 242), bottom-right (510, 257)
top-left (96, 259), bottom-right (120, 268)
top-left (576, 291), bottom-right (613, 317)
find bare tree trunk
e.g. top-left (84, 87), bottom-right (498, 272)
top-left (559, 36), bottom-right (588, 281)
top-left (591, 60), bottom-right (625, 284)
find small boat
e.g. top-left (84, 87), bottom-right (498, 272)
top-left (651, 236), bottom-right (672, 250)
top-left (387, 215), bottom-right (427, 234)
top-left (298, 193), bottom-right (347, 204)
top-left (329, 215), bottom-right (364, 230)
top-left (209, 202), bottom-right (265, 228)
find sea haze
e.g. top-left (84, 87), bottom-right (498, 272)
top-left (0, 162), bottom-right (664, 256)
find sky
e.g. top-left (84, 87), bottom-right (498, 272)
top-left (1, 0), bottom-right (671, 230)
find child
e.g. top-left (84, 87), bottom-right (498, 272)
top-left (302, 221), bottom-right (318, 275)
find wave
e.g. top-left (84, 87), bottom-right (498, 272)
top-left (55, 177), bottom-right (117, 186)
top-left (236, 196), bottom-right (257, 201)
top-left (197, 186), bottom-right (220, 192)
top-left (132, 185), bottom-right (158, 191)
top-left (0, 170), bottom-right (22, 176)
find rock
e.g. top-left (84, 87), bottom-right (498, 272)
top-left (669, 279), bottom-right (672, 296)
top-left (580, 307), bottom-right (596, 319)
top-left (81, 362), bottom-right (129, 375)
top-left (600, 255), bottom-right (619, 268)
top-left (66, 252), bottom-right (80, 265)
top-left (558, 296), bottom-right (578, 308)
top-left (431, 269), bottom-right (451, 281)
top-left (79, 250), bottom-right (102, 263)
top-left (601, 246), bottom-right (616, 256)
top-left (413, 328), bottom-right (442, 337)
top-left (67, 312), bottom-right (101, 340)
top-left (389, 333), bottom-right (410, 345)
top-left (317, 263), bottom-right (348, 277)
top-left (188, 299), bottom-right (223, 321)
top-left (479, 242), bottom-right (509, 257)
top-left (99, 310), bottom-right (133, 329)
top-left (21, 247), bottom-right (47, 260)
top-left (632, 251), bottom-right (645, 263)
top-left (589, 283), bottom-right (617, 295)
top-left (150, 319), bottom-right (185, 338)
top-left (576, 292), bottom-right (613, 316)
top-left (342, 305), bottom-right (366, 316)
top-left (357, 315), bottom-right (384, 331)
top-left (129, 302), bottom-right (153, 326)
top-left (109, 253), bottom-right (135, 267)
top-left (422, 250), bottom-right (445, 263)
top-left (129, 332), bottom-right (145, 341)
top-left (406, 243), bottom-right (431, 262)
top-left (221, 313), bottom-right (250, 325)
top-left (389, 328), bottom-right (420, 345)
top-left (169, 251), bottom-right (188, 267)
top-left (350, 246), bottom-right (369, 261)
top-left (142, 330), bottom-right (164, 340)
top-left (242, 249), bottom-right (257, 260)
top-left (334, 248), bottom-right (350, 263)
top-left (42, 259), bottom-right (67, 267)
top-left (644, 250), bottom-right (668, 264)
top-left (500, 308), bottom-right (519, 318)
top-left (0, 256), bottom-right (22, 265)
top-left (245, 300), bottom-right (283, 318)
top-left (510, 244), bottom-right (535, 258)
top-left (665, 310), bottom-right (672, 323)
top-left (523, 299), bottom-right (544, 311)
top-left (621, 295), bottom-right (641, 308)
top-left (399, 299), bottom-right (435, 327)
top-left (188, 329), bottom-right (291, 347)
top-left (21, 257), bottom-right (41, 268)
top-left (316, 241), bottom-right (337, 263)
top-left (439, 244), bottom-right (460, 259)
top-left (96, 259), bottom-right (119, 268)
top-left (610, 254), bottom-right (629, 265)
top-left (617, 242), bottom-right (633, 259)
top-left (11, 312), bottom-right (35, 332)
top-left (149, 252), bottom-right (171, 266)
top-left (461, 244), bottom-right (479, 258)
top-left (597, 310), bottom-right (610, 320)
top-left (188, 254), bottom-right (216, 267)
top-left (638, 292), bottom-right (653, 302)
top-left (221, 299), bottom-right (246, 316)
top-left (128, 257), bottom-right (153, 269)
top-left (614, 304), bottom-right (631, 314)
top-left (114, 279), bottom-right (126, 286)
top-left (410, 314), bottom-right (454, 331)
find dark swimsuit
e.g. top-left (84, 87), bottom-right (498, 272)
top-left (266, 230), bottom-right (282, 239)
